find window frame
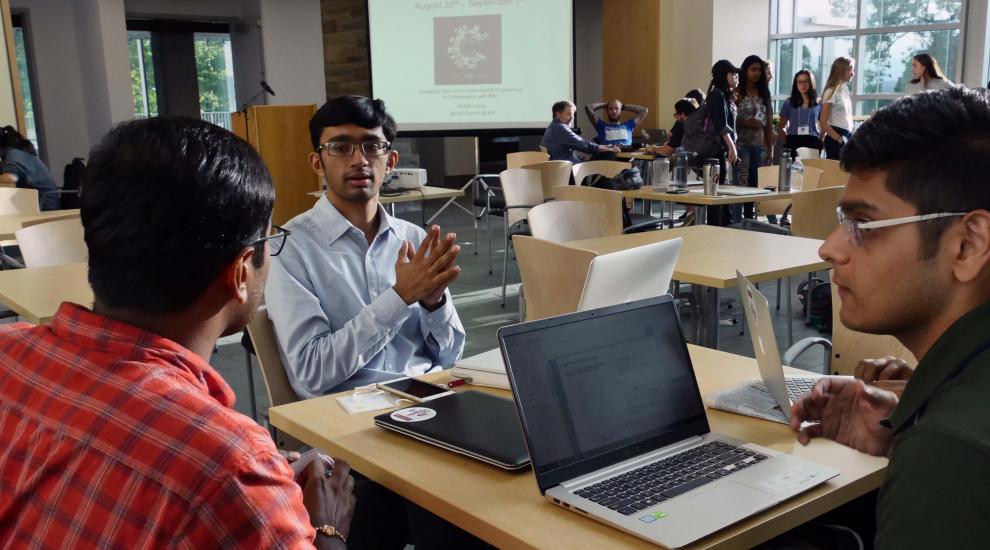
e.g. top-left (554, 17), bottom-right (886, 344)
top-left (768, 0), bottom-right (967, 115)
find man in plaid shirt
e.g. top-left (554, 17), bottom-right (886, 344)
top-left (0, 117), bottom-right (352, 549)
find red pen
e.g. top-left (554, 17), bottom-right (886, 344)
top-left (447, 377), bottom-right (471, 388)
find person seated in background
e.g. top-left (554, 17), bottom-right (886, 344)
top-left (584, 98), bottom-right (648, 148)
top-left (648, 98), bottom-right (698, 156)
top-left (266, 95), bottom-right (466, 397)
top-left (0, 126), bottom-right (59, 210)
top-left (790, 87), bottom-right (990, 547)
top-left (0, 116), bottom-right (355, 549)
top-left (542, 100), bottom-right (618, 163)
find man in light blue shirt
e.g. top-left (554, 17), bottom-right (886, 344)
top-left (265, 95), bottom-right (466, 398)
top-left (541, 100), bottom-right (618, 164)
top-left (585, 99), bottom-right (648, 146)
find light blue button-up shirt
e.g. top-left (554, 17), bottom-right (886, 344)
top-left (265, 195), bottom-right (466, 398)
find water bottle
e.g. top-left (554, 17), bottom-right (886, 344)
top-left (778, 148), bottom-right (792, 192)
top-left (651, 158), bottom-right (669, 188)
top-left (702, 158), bottom-right (720, 195)
top-left (790, 156), bottom-right (804, 191)
top-left (670, 149), bottom-right (691, 192)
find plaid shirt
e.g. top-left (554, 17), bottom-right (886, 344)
top-left (0, 303), bottom-right (316, 549)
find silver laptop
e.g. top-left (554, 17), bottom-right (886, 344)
top-left (498, 297), bottom-right (838, 548)
top-left (736, 271), bottom-right (823, 421)
top-left (577, 238), bottom-right (682, 312)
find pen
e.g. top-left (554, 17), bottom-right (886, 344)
top-left (447, 377), bottom-right (471, 388)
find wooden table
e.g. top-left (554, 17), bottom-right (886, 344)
top-left (0, 209), bottom-right (81, 240)
top-left (0, 262), bottom-right (91, 323)
top-left (617, 151), bottom-right (657, 161)
top-left (308, 186), bottom-right (464, 218)
top-left (624, 188), bottom-right (795, 225)
top-left (566, 226), bottom-right (829, 348)
top-left (269, 345), bottom-right (887, 550)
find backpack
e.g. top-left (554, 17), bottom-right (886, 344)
top-left (608, 166), bottom-right (644, 190)
top-left (61, 157), bottom-right (86, 209)
top-left (681, 98), bottom-right (724, 162)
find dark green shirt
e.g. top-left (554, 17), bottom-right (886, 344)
top-left (876, 299), bottom-right (990, 549)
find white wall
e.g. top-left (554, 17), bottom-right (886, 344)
top-left (259, 0), bottom-right (325, 106)
top-left (712, 0), bottom-right (770, 68)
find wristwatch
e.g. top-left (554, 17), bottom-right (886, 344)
top-left (314, 524), bottom-right (346, 544)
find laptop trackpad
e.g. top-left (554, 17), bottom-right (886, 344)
top-left (684, 482), bottom-right (775, 517)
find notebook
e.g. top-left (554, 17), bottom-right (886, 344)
top-left (450, 348), bottom-right (508, 389)
top-left (498, 296), bottom-right (837, 548)
top-left (374, 390), bottom-right (529, 470)
top-left (716, 186), bottom-right (772, 196)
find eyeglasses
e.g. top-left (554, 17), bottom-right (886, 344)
top-left (317, 140), bottom-right (391, 158)
top-left (249, 225), bottom-right (291, 256)
top-left (836, 207), bottom-right (967, 247)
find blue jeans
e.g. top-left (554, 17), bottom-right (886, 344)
top-left (734, 144), bottom-right (764, 220)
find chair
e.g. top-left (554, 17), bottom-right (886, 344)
top-left (0, 187), bottom-right (41, 215)
top-left (246, 306), bottom-right (305, 451)
top-left (506, 151), bottom-right (549, 169)
top-left (756, 165), bottom-right (823, 224)
top-left (59, 158), bottom-right (86, 210)
top-left (553, 185), bottom-right (667, 234)
top-left (521, 160), bottom-right (572, 197)
top-left (513, 235), bottom-right (596, 321)
top-left (796, 147), bottom-right (820, 160)
top-left (528, 200), bottom-right (615, 243)
top-left (14, 218), bottom-right (86, 268)
top-left (829, 278), bottom-right (917, 375)
top-left (572, 160), bottom-right (628, 187)
top-left (801, 158), bottom-right (849, 188)
top-left (499, 168), bottom-right (544, 306)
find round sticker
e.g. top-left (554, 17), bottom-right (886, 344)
top-left (390, 407), bottom-right (437, 423)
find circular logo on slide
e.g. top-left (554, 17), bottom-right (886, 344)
top-left (390, 407), bottom-right (437, 422)
top-left (447, 24), bottom-right (490, 70)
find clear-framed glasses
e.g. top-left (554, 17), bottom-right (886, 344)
top-left (836, 207), bottom-right (967, 247)
top-left (318, 140), bottom-right (391, 158)
top-left (249, 225), bottom-right (291, 256)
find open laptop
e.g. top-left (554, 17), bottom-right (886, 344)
top-left (736, 271), bottom-right (824, 421)
top-left (577, 238), bottom-right (682, 312)
top-left (498, 296), bottom-right (838, 548)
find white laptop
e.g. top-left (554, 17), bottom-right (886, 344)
top-left (717, 186), bottom-right (772, 196)
top-left (498, 296), bottom-right (838, 548)
top-left (577, 238), bottom-right (682, 312)
top-left (736, 271), bottom-right (826, 421)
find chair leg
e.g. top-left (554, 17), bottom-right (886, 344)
top-left (786, 276), bottom-right (794, 348)
top-left (775, 279), bottom-right (782, 310)
top-left (244, 347), bottom-right (258, 423)
top-left (805, 272), bottom-right (814, 325)
top-left (501, 218), bottom-right (509, 307)
top-left (487, 211), bottom-right (494, 274)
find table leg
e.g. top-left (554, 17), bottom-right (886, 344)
top-left (786, 276), bottom-right (794, 348)
top-left (696, 205), bottom-right (709, 225)
top-left (692, 285), bottom-right (720, 348)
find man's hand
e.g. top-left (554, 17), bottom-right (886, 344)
top-left (855, 356), bottom-right (913, 398)
top-left (790, 377), bottom-right (898, 457)
top-left (300, 457), bottom-right (355, 549)
top-left (650, 144), bottom-right (675, 156)
top-left (393, 225), bottom-right (461, 308)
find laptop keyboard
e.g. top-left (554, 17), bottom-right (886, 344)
top-left (784, 377), bottom-right (818, 401)
top-left (573, 441), bottom-right (769, 516)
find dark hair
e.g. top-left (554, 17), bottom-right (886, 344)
top-left (310, 95), bottom-right (397, 151)
top-left (82, 116), bottom-right (274, 313)
top-left (909, 53), bottom-right (946, 84)
top-left (788, 69), bottom-right (820, 108)
top-left (552, 100), bottom-right (573, 116)
top-left (738, 55), bottom-right (772, 110)
top-left (674, 98), bottom-right (698, 116)
top-left (0, 126), bottom-right (37, 156)
top-left (685, 89), bottom-right (706, 105)
top-left (708, 60), bottom-right (738, 101)
top-left (841, 86), bottom-right (990, 259)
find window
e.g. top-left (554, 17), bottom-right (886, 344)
top-left (194, 33), bottom-right (236, 131)
top-left (129, 31), bottom-right (158, 119)
top-left (11, 14), bottom-right (40, 155)
top-left (769, 0), bottom-right (964, 116)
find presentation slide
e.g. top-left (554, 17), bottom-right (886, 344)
top-left (368, 0), bottom-right (573, 132)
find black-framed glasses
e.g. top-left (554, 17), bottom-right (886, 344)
top-left (249, 225), bottom-right (291, 256)
top-left (317, 140), bottom-right (392, 158)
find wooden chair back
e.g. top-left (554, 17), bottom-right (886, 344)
top-left (246, 306), bottom-right (304, 450)
top-left (513, 235), bottom-right (596, 321)
top-left (521, 160), bottom-right (573, 197)
top-left (0, 187), bottom-right (40, 215)
top-left (507, 151), bottom-right (549, 169)
top-left (830, 278), bottom-right (917, 375)
top-left (14, 218), bottom-right (87, 268)
top-left (802, 158), bottom-right (848, 188)
top-left (552, 185), bottom-right (624, 237)
top-left (499, 168), bottom-right (545, 227)
top-left (789, 186), bottom-right (844, 240)
top-left (528, 200), bottom-right (614, 243)
top-left (572, 160), bottom-right (628, 187)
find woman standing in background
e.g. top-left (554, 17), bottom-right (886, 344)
top-left (905, 53), bottom-right (953, 93)
top-left (706, 59), bottom-right (740, 225)
top-left (0, 126), bottom-right (59, 211)
top-left (819, 57), bottom-right (855, 160)
top-left (778, 69), bottom-right (822, 159)
top-left (734, 55), bottom-right (773, 219)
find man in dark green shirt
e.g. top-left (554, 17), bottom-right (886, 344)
top-left (790, 86), bottom-right (990, 548)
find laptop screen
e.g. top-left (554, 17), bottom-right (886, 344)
top-left (499, 297), bottom-right (709, 492)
